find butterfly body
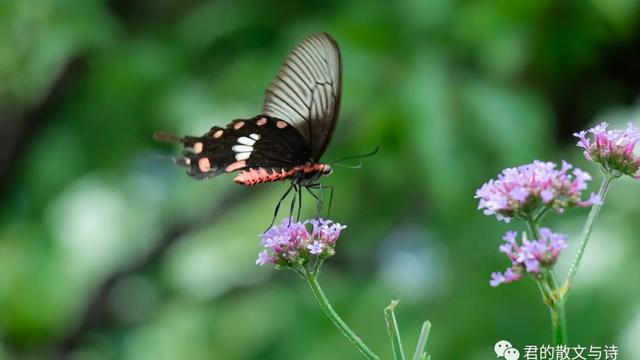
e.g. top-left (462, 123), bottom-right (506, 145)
top-left (233, 163), bottom-right (331, 187)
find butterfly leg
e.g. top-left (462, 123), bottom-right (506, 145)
top-left (325, 185), bottom-right (334, 217)
top-left (296, 184), bottom-right (303, 222)
top-left (304, 185), bottom-right (322, 218)
top-left (287, 184), bottom-right (298, 226)
top-left (268, 183), bottom-right (295, 230)
top-left (316, 183), bottom-right (324, 218)
top-left (305, 183), bottom-right (333, 218)
top-left (310, 184), bottom-right (334, 218)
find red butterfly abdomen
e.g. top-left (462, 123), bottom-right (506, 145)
top-left (234, 168), bottom-right (296, 187)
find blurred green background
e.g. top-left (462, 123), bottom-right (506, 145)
top-left (1, 0), bottom-right (640, 359)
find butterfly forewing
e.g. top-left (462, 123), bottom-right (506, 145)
top-left (178, 116), bottom-right (311, 179)
top-left (261, 32), bottom-right (342, 160)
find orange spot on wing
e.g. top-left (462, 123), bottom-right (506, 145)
top-left (198, 158), bottom-right (211, 172)
top-left (257, 118), bottom-right (267, 126)
top-left (193, 142), bottom-right (203, 154)
top-left (276, 120), bottom-right (288, 129)
top-left (213, 130), bottom-right (223, 138)
top-left (225, 160), bottom-right (246, 173)
top-left (234, 121), bottom-right (245, 130)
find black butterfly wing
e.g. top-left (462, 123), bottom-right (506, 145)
top-left (178, 116), bottom-right (311, 180)
top-left (261, 32), bottom-right (342, 161)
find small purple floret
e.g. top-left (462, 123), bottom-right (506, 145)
top-left (308, 241), bottom-right (324, 255)
top-left (256, 218), bottom-right (346, 267)
top-left (574, 122), bottom-right (640, 179)
top-left (475, 160), bottom-right (599, 222)
top-left (490, 228), bottom-right (567, 287)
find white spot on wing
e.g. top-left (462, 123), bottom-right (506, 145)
top-left (249, 133), bottom-right (260, 141)
top-left (232, 145), bottom-right (253, 153)
top-left (235, 152), bottom-right (251, 161)
top-left (237, 137), bottom-right (256, 146)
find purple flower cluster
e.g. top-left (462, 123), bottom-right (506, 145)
top-left (256, 218), bottom-right (346, 267)
top-left (475, 160), bottom-right (600, 222)
top-left (574, 122), bottom-right (640, 179)
top-left (490, 228), bottom-right (568, 287)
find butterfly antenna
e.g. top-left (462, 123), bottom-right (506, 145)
top-left (331, 146), bottom-right (380, 167)
top-left (153, 132), bottom-right (183, 144)
top-left (334, 162), bottom-right (362, 169)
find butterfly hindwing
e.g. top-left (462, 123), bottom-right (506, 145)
top-left (179, 116), bottom-right (311, 180)
top-left (261, 32), bottom-right (342, 161)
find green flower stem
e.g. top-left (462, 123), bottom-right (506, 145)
top-left (526, 216), bottom-right (541, 240)
top-left (549, 299), bottom-right (567, 345)
top-left (305, 273), bottom-right (381, 360)
top-left (310, 258), bottom-right (325, 275)
top-left (411, 321), bottom-right (431, 360)
top-left (534, 207), bottom-right (550, 224)
top-left (529, 217), bottom-right (568, 344)
top-left (534, 275), bottom-right (567, 344)
top-left (547, 273), bottom-right (567, 344)
top-left (534, 276), bottom-right (553, 305)
top-left (560, 175), bottom-right (613, 298)
top-left (384, 300), bottom-right (406, 360)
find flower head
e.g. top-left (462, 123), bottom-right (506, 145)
top-left (256, 218), bottom-right (346, 269)
top-left (574, 122), bottom-right (640, 179)
top-left (475, 160), bottom-right (600, 222)
top-left (490, 228), bottom-right (568, 287)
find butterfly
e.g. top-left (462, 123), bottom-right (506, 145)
top-left (155, 32), bottom-right (342, 223)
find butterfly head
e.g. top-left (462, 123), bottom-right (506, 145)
top-left (321, 164), bottom-right (333, 176)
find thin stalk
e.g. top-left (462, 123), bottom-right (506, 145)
top-left (542, 272), bottom-right (557, 301)
top-left (535, 276), bottom-right (567, 344)
top-left (384, 300), bottom-right (406, 360)
top-left (547, 273), bottom-right (567, 344)
top-left (305, 274), bottom-right (380, 360)
top-left (528, 218), bottom-right (567, 344)
top-left (534, 207), bottom-right (550, 224)
top-left (549, 300), bottom-right (567, 345)
top-left (561, 175), bottom-right (613, 298)
top-left (526, 216), bottom-right (541, 240)
top-left (411, 321), bottom-right (431, 360)
top-left (534, 280), bottom-right (551, 305)
top-left (310, 258), bottom-right (324, 275)
top-left (533, 275), bottom-right (554, 307)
